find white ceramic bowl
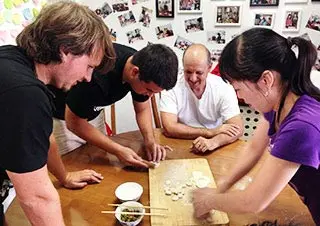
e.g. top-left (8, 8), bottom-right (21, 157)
top-left (115, 201), bottom-right (145, 226)
top-left (115, 182), bottom-right (143, 202)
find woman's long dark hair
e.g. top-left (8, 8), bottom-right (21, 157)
top-left (219, 28), bottom-right (319, 122)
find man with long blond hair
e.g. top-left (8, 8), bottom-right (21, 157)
top-left (0, 1), bottom-right (115, 225)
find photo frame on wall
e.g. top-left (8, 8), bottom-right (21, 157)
top-left (306, 14), bottom-right (320, 32)
top-left (156, 0), bottom-right (174, 18)
top-left (184, 17), bottom-right (204, 32)
top-left (139, 6), bottom-right (153, 27)
top-left (155, 24), bottom-right (174, 39)
top-left (253, 13), bottom-right (275, 28)
top-left (177, 0), bottom-right (202, 13)
top-left (210, 49), bottom-right (223, 63)
top-left (174, 36), bottom-right (193, 51)
top-left (112, 0), bottom-right (129, 12)
top-left (250, 0), bottom-right (279, 7)
top-left (215, 4), bottom-right (242, 26)
top-left (207, 30), bottom-right (226, 44)
top-left (283, 10), bottom-right (301, 32)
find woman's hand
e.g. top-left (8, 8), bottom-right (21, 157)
top-left (192, 187), bottom-right (217, 219)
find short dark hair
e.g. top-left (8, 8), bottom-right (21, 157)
top-left (131, 44), bottom-right (178, 90)
top-left (219, 28), bottom-right (319, 121)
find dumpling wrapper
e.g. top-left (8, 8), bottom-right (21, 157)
top-left (195, 176), bottom-right (210, 188)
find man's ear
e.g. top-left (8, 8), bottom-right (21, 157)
top-left (132, 66), bottom-right (140, 79)
top-left (59, 47), bottom-right (68, 62)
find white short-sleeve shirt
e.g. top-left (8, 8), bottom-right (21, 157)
top-left (160, 74), bottom-right (240, 129)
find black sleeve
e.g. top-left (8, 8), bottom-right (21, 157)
top-left (0, 86), bottom-right (52, 173)
top-left (131, 90), bottom-right (149, 103)
top-left (66, 81), bottom-right (104, 120)
top-left (0, 203), bottom-right (3, 225)
top-left (46, 85), bottom-right (68, 120)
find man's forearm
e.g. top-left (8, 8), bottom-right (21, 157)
top-left (19, 189), bottom-right (65, 226)
top-left (47, 135), bottom-right (67, 184)
top-left (163, 122), bottom-right (216, 139)
top-left (137, 117), bottom-right (155, 144)
top-left (135, 104), bottom-right (155, 144)
top-left (73, 122), bottom-right (126, 155)
top-left (208, 132), bottom-right (240, 150)
top-left (7, 166), bottom-right (65, 226)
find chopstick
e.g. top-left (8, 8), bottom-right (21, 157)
top-left (101, 211), bottom-right (167, 216)
top-left (108, 203), bottom-right (168, 211)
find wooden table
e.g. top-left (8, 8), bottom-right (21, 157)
top-left (5, 129), bottom-right (314, 226)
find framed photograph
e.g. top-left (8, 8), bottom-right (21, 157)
top-left (118, 11), bottom-right (136, 27)
top-left (250, 0), bottom-right (279, 7)
top-left (210, 49), bottom-right (223, 63)
top-left (177, 0), bottom-right (202, 13)
top-left (126, 29), bottom-right (144, 44)
top-left (112, 0), bottom-right (129, 12)
top-left (95, 3), bottom-right (113, 18)
top-left (156, 0), bottom-right (174, 18)
top-left (174, 36), bottom-right (193, 51)
top-left (254, 13), bottom-right (275, 28)
top-left (283, 10), bottom-right (301, 32)
top-left (139, 7), bottom-right (153, 27)
top-left (155, 24), bottom-right (174, 39)
top-left (132, 0), bottom-right (149, 5)
top-left (215, 4), bottom-right (242, 26)
top-left (184, 17), bottom-right (204, 33)
top-left (207, 30), bottom-right (226, 44)
top-left (306, 14), bottom-right (320, 32)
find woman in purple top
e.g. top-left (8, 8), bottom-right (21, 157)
top-left (192, 27), bottom-right (320, 225)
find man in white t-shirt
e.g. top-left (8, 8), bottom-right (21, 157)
top-left (160, 44), bottom-right (243, 153)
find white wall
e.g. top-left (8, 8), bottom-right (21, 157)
top-left (85, 0), bottom-right (320, 133)
top-left (83, 0), bottom-right (320, 63)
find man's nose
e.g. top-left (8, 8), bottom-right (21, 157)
top-left (189, 73), bottom-right (197, 82)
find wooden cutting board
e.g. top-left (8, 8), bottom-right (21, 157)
top-left (149, 158), bottom-right (229, 226)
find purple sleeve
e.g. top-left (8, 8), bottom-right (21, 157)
top-left (270, 120), bottom-right (320, 169)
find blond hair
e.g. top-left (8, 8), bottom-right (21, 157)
top-left (16, 1), bottom-right (115, 73)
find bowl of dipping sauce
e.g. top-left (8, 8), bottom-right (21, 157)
top-left (115, 201), bottom-right (145, 226)
top-left (115, 182), bottom-right (143, 202)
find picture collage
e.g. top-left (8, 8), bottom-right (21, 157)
top-left (93, 0), bottom-right (320, 70)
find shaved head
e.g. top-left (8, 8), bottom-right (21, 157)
top-left (183, 44), bottom-right (211, 67)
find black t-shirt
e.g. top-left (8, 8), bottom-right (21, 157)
top-left (0, 45), bottom-right (53, 173)
top-left (50, 43), bottom-right (149, 121)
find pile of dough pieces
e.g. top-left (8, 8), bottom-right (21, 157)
top-left (163, 171), bottom-right (211, 201)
